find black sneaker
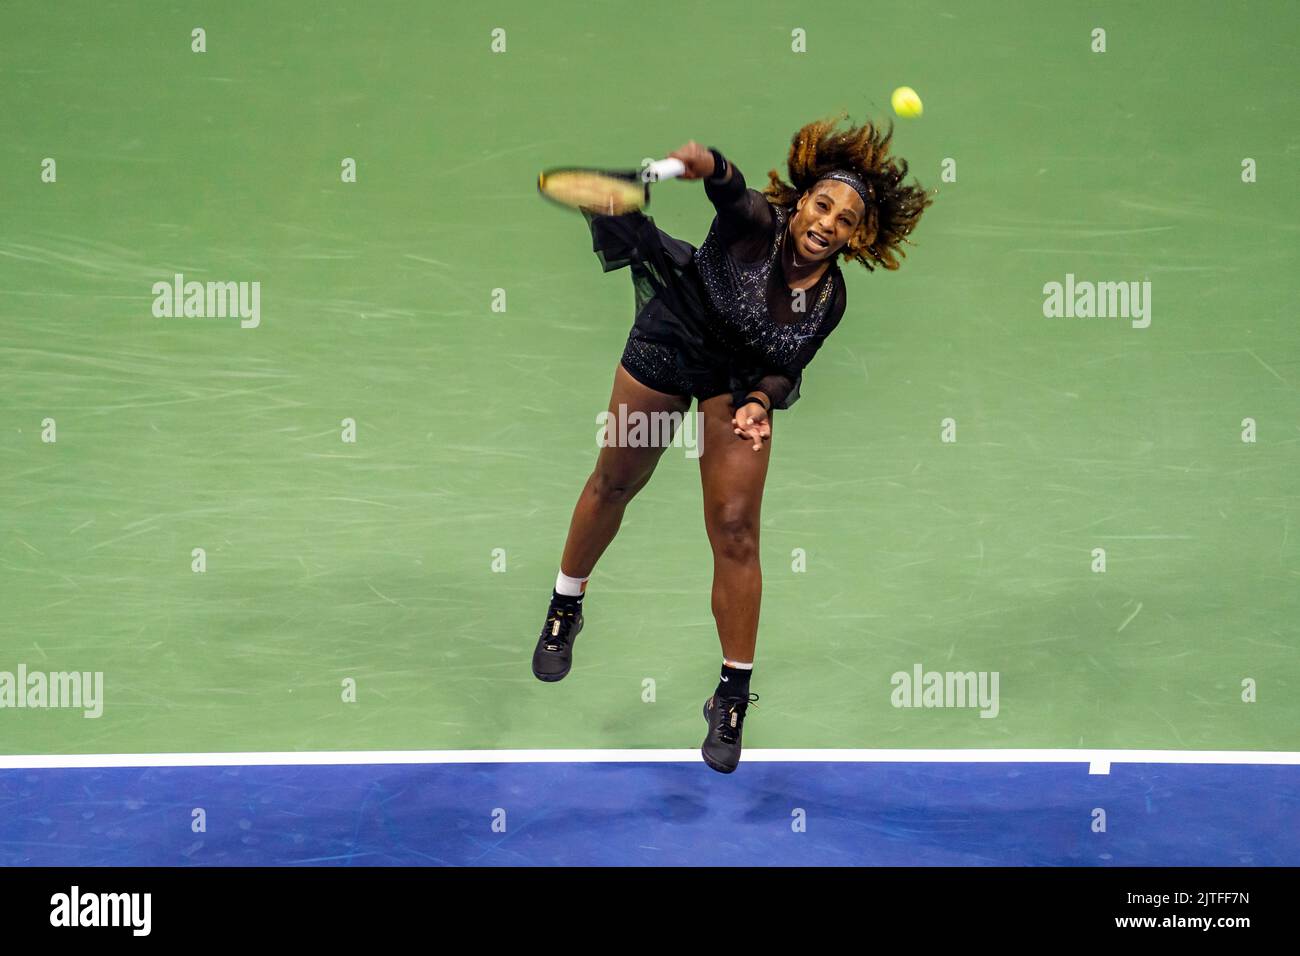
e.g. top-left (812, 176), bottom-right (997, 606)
top-left (701, 692), bottom-right (759, 774)
top-left (531, 602), bottom-right (584, 682)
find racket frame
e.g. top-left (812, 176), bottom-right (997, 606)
top-left (535, 164), bottom-right (665, 215)
top-left (533, 158), bottom-right (686, 215)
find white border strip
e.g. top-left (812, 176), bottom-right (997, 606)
top-left (1, 749), bottom-right (1298, 770)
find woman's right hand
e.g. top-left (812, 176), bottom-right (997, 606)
top-left (666, 141), bottom-right (716, 180)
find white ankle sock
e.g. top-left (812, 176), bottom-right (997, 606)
top-left (722, 658), bottom-right (754, 670)
top-left (555, 570), bottom-right (590, 597)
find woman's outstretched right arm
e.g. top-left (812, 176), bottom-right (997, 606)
top-left (667, 141), bottom-right (775, 256)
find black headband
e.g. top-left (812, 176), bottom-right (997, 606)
top-left (815, 170), bottom-right (874, 212)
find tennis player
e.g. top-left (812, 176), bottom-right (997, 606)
top-left (531, 114), bottom-right (933, 773)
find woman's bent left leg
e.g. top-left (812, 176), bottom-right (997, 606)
top-left (697, 393), bottom-right (772, 663)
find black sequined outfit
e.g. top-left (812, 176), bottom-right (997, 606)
top-left (582, 156), bottom-right (847, 409)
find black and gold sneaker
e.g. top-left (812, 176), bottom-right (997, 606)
top-left (701, 692), bottom-right (759, 773)
top-left (531, 599), bottom-right (584, 682)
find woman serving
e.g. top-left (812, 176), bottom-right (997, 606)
top-left (531, 114), bottom-right (933, 773)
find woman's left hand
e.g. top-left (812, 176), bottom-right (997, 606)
top-left (732, 402), bottom-right (771, 451)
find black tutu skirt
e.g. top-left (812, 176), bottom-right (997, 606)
top-left (582, 208), bottom-right (756, 404)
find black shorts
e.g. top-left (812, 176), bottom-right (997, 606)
top-left (620, 334), bottom-right (732, 402)
top-left (585, 209), bottom-right (737, 404)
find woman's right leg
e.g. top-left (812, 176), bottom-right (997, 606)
top-left (533, 361), bottom-right (690, 682)
top-left (559, 363), bottom-right (692, 577)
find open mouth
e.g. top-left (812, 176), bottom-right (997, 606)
top-left (806, 231), bottom-right (829, 250)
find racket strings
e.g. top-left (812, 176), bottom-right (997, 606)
top-left (540, 171), bottom-right (645, 215)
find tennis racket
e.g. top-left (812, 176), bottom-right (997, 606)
top-left (537, 158), bottom-right (687, 215)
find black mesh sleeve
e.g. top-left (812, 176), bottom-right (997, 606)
top-left (702, 156), bottom-right (775, 262)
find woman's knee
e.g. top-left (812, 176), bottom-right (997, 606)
top-left (589, 463), bottom-right (653, 506)
top-left (708, 507), bottom-right (759, 563)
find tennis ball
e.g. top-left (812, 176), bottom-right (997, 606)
top-left (891, 86), bottom-right (923, 118)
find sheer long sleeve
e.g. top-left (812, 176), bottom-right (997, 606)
top-left (702, 158), bottom-right (775, 263)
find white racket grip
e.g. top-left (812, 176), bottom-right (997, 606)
top-left (645, 158), bottom-right (686, 182)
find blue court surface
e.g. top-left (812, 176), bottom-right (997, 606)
top-left (2, 755), bottom-right (1297, 866)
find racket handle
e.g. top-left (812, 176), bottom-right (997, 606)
top-left (645, 158), bottom-right (686, 182)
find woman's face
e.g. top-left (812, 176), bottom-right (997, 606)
top-left (789, 180), bottom-right (866, 262)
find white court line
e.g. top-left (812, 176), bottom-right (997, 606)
top-left (0, 749), bottom-right (1298, 771)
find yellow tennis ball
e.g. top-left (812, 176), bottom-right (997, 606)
top-left (891, 86), bottom-right (923, 118)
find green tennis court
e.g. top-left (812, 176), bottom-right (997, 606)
top-left (1, 0), bottom-right (1296, 867)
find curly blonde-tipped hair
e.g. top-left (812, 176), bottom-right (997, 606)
top-left (762, 111), bottom-right (934, 272)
